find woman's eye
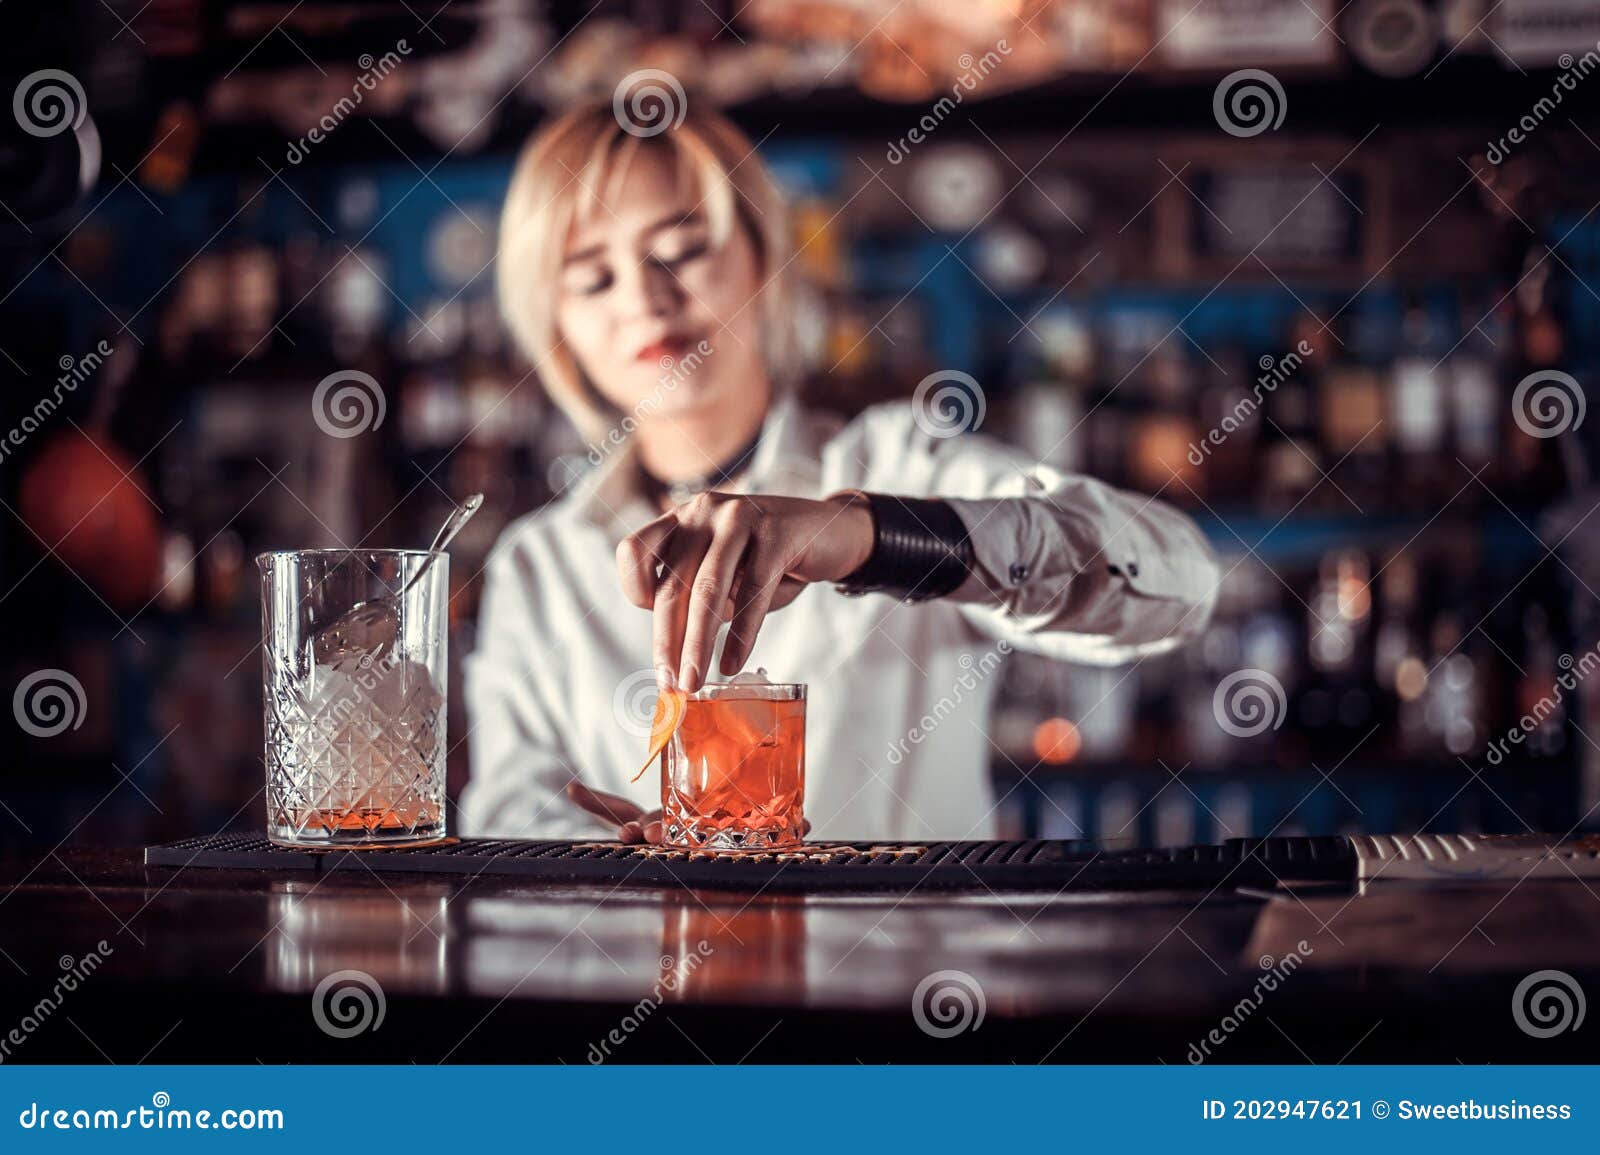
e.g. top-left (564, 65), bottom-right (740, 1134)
top-left (563, 266), bottom-right (611, 296)
top-left (655, 239), bottom-right (709, 267)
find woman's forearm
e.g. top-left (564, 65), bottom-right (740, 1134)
top-left (940, 477), bottom-right (1221, 658)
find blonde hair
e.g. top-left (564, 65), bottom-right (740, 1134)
top-left (497, 101), bottom-right (797, 441)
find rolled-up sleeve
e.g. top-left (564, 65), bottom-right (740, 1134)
top-left (839, 403), bottom-right (1220, 665)
top-left (460, 539), bottom-right (605, 838)
top-left (943, 463), bottom-right (1219, 663)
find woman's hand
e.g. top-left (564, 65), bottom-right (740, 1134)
top-left (616, 491), bottom-right (873, 692)
top-left (566, 781), bottom-right (811, 844)
top-left (566, 782), bottom-right (664, 843)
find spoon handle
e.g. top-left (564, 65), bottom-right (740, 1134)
top-left (398, 493), bottom-right (484, 596)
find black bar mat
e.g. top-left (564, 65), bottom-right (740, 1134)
top-left (143, 834), bottom-right (1356, 892)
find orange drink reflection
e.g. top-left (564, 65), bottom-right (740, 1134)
top-left (661, 681), bottom-right (806, 850)
top-left (657, 901), bottom-right (807, 1001)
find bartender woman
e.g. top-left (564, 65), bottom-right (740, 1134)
top-left (461, 99), bottom-right (1220, 843)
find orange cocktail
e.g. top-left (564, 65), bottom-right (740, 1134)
top-left (660, 681), bottom-right (806, 851)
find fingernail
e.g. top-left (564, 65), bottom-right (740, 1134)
top-left (656, 664), bottom-right (678, 691)
top-left (680, 662), bottom-right (700, 693)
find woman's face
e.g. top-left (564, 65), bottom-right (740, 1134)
top-left (554, 145), bottom-right (769, 425)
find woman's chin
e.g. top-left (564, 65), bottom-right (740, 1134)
top-left (637, 378), bottom-right (724, 418)
top-left (600, 367), bottom-right (753, 426)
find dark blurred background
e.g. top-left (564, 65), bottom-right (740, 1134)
top-left (2, 0), bottom-right (1598, 851)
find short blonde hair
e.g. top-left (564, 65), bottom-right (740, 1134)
top-left (497, 101), bottom-right (797, 441)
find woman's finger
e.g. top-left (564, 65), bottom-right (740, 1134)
top-left (620, 808), bottom-right (665, 843)
top-left (720, 545), bottom-right (785, 677)
top-left (768, 575), bottom-right (807, 613)
top-left (680, 507), bottom-right (753, 691)
top-left (566, 781), bottom-right (646, 826)
top-left (652, 533), bottom-right (708, 687)
top-left (616, 512), bottom-right (679, 609)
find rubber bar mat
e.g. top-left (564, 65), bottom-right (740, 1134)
top-left (143, 834), bottom-right (1357, 892)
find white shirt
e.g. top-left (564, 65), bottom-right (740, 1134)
top-left (460, 396), bottom-right (1220, 842)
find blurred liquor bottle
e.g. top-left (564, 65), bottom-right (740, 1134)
top-left (1260, 315), bottom-right (1321, 510)
top-left (1509, 246), bottom-right (1573, 499)
top-left (1191, 345), bottom-right (1257, 502)
top-left (1418, 596), bottom-right (1488, 760)
top-left (1372, 551), bottom-right (1428, 755)
top-left (1516, 604), bottom-right (1567, 760)
top-left (1311, 311), bottom-right (1386, 511)
top-left (1006, 307), bottom-right (1096, 475)
top-left (1390, 294), bottom-right (1449, 509)
top-left (1449, 293), bottom-right (1505, 482)
top-left (1126, 345), bottom-right (1202, 501)
top-left (1301, 550), bottom-right (1376, 754)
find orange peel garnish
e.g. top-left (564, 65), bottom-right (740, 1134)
top-left (630, 688), bottom-right (687, 783)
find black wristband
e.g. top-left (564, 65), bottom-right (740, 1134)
top-left (835, 493), bottom-right (974, 602)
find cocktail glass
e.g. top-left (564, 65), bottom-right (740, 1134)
top-left (661, 680), bottom-right (806, 851)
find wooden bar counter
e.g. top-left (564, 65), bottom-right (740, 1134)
top-left (0, 845), bottom-right (1596, 1063)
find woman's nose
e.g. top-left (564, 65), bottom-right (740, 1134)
top-left (613, 257), bottom-right (682, 320)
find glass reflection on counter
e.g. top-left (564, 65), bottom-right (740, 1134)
top-left (431, 881), bottom-right (1262, 1024)
top-left (267, 880), bottom-right (451, 994)
top-left (462, 891), bottom-right (809, 1005)
top-left (657, 900), bottom-right (807, 1002)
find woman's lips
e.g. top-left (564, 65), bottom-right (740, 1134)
top-left (636, 336), bottom-right (693, 364)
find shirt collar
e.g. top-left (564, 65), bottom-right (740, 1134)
top-left (571, 392), bottom-right (826, 538)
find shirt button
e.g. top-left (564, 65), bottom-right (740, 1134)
top-left (1008, 562), bottom-right (1029, 584)
top-left (1127, 562), bottom-right (1140, 578)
